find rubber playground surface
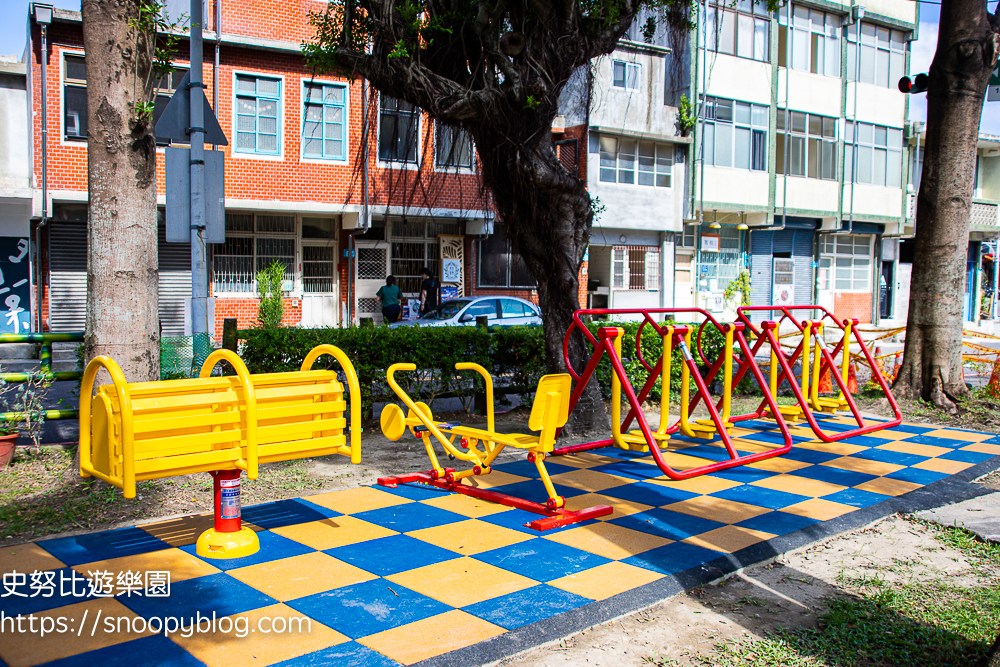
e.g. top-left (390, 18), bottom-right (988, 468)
top-left (3, 414), bottom-right (1000, 667)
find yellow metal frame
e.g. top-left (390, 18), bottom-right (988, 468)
top-left (765, 321), bottom-right (813, 422)
top-left (808, 321), bottom-right (852, 413)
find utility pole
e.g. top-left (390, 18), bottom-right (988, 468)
top-left (189, 0), bottom-right (209, 360)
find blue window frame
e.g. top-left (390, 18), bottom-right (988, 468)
top-left (303, 83), bottom-right (346, 159)
top-left (236, 74), bottom-right (281, 155)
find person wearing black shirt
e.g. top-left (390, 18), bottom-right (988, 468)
top-left (419, 266), bottom-right (440, 316)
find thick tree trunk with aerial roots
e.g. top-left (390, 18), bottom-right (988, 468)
top-left (893, 1), bottom-right (1000, 413)
top-left (81, 0), bottom-right (161, 382)
top-left (304, 0), bottom-right (694, 432)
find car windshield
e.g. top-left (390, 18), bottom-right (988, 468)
top-left (421, 300), bottom-right (469, 320)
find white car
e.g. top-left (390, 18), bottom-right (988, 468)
top-left (390, 296), bottom-right (542, 328)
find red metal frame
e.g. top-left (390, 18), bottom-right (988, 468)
top-left (554, 309), bottom-right (793, 477)
top-left (377, 470), bottom-right (612, 530)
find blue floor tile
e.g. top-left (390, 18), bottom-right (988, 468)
top-left (740, 431), bottom-right (812, 445)
top-left (463, 584), bottom-right (590, 629)
top-left (712, 485), bottom-right (810, 510)
top-left (491, 460), bottom-right (576, 479)
top-left (589, 461), bottom-right (668, 482)
top-left (793, 465), bottom-right (876, 487)
top-left (180, 530), bottom-right (313, 572)
top-left (824, 434), bottom-right (888, 448)
top-left (736, 511), bottom-right (820, 535)
top-left (272, 642), bottom-right (402, 667)
top-left (852, 449), bottom-right (928, 467)
top-left (287, 579), bottom-right (449, 639)
top-left (325, 534), bottom-right (458, 577)
top-left (118, 572), bottom-right (275, 624)
top-left (37, 527), bottom-right (169, 567)
top-left (901, 434), bottom-right (968, 449)
top-left (477, 509), bottom-right (597, 535)
top-left (886, 424), bottom-right (937, 435)
top-left (242, 498), bottom-right (337, 529)
top-left (295, 497), bottom-right (347, 520)
top-left (609, 508), bottom-right (725, 541)
top-left (600, 482), bottom-right (699, 507)
top-left (378, 483), bottom-right (451, 501)
top-left (673, 445), bottom-right (757, 464)
top-left (475, 540), bottom-right (611, 581)
top-left (36, 634), bottom-right (206, 667)
top-left (811, 420), bottom-right (861, 433)
top-left (623, 541), bottom-right (724, 575)
top-left (781, 448), bottom-right (842, 465)
top-left (352, 503), bottom-right (468, 533)
top-left (710, 466), bottom-right (777, 483)
top-left (939, 449), bottom-right (997, 464)
top-left (482, 481), bottom-right (589, 505)
top-left (885, 467), bottom-right (949, 485)
top-left (737, 420), bottom-right (785, 431)
top-left (0, 567), bottom-right (101, 616)
top-left (589, 447), bottom-right (656, 462)
top-left (822, 488), bottom-right (889, 508)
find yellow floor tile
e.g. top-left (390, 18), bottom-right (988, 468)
top-left (0, 597), bottom-right (151, 667)
top-left (877, 442), bottom-right (953, 457)
top-left (683, 525), bottom-right (775, 554)
top-left (549, 561), bottom-right (664, 600)
top-left (459, 470), bottom-right (531, 490)
top-left (656, 451), bottom-right (716, 470)
top-left (71, 547), bottom-right (219, 586)
top-left (796, 440), bottom-right (869, 456)
top-left (544, 522), bottom-right (671, 560)
top-left (304, 487), bottom-right (411, 514)
top-left (549, 452), bottom-right (621, 468)
top-left (863, 429), bottom-right (912, 440)
top-left (962, 443), bottom-right (1000, 455)
top-left (854, 477), bottom-right (923, 497)
top-left (173, 603), bottom-right (348, 667)
top-left (140, 514), bottom-right (262, 548)
top-left (419, 493), bottom-right (512, 518)
top-left (751, 474), bottom-right (847, 498)
top-left (782, 498), bottom-right (857, 521)
top-left (732, 441), bottom-right (785, 455)
top-left (729, 428), bottom-right (762, 438)
top-left (663, 496), bottom-right (769, 524)
top-left (228, 551), bottom-right (376, 601)
top-left (386, 556), bottom-right (536, 607)
top-left (745, 456), bottom-right (812, 473)
top-left (562, 493), bottom-right (653, 519)
top-left (547, 469), bottom-right (633, 493)
top-left (822, 456), bottom-right (904, 476)
top-left (648, 475), bottom-right (742, 495)
top-left (0, 542), bottom-right (64, 574)
top-left (271, 516), bottom-right (398, 550)
top-left (408, 519), bottom-right (531, 555)
top-left (359, 610), bottom-right (505, 665)
top-left (914, 458), bottom-right (973, 474)
top-left (920, 429), bottom-right (992, 442)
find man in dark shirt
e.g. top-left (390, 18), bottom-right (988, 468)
top-left (419, 266), bottom-right (440, 316)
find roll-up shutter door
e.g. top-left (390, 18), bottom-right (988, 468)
top-left (48, 222), bottom-right (87, 332)
top-left (792, 230), bottom-right (814, 306)
top-left (157, 225), bottom-right (191, 336)
top-left (749, 231), bottom-right (773, 316)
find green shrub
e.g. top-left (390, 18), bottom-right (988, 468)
top-left (256, 260), bottom-right (286, 329)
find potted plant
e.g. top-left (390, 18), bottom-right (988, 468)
top-left (0, 419), bottom-right (17, 470)
top-left (0, 372), bottom-right (50, 470)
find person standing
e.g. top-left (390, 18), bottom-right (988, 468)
top-left (376, 275), bottom-right (402, 323)
top-left (419, 267), bottom-right (440, 316)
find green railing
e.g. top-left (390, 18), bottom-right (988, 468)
top-left (0, 332), bottom-right (84, 422)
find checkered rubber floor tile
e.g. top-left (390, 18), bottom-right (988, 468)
top-left (2, 417), bottom-right (998, 667)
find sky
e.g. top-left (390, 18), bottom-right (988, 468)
top-left (0, 0), bottom-right (997, 134)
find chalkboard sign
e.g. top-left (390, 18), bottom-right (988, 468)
top-left (0, 238), bottom-right (31, 333)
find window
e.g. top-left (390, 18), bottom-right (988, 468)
top-left (301, 217), bottom-right (336, 293)
top-left (680, 223), bottom-right (697, 248)
top-left (378, 96), bottom-right (419, 163)
top-left (478, 222), bottom-right (535, 289)
top-left (390, 218), bottom-right (460, 294)
top-left (612, 246), bottom-right (660, 290)
top-left (777, 5), bottom-right (839, 76)
top-left (845, 121), bottom-right (903, 187)
top-left (235, 75), bottom-right (281, 155)
top-left (699, 97), bottom-right (768, 171)
top-left (598, 135), bottom-right (673, 186)
top-left (612, 60), bottom-right (641, 89)
top-left (302, 83), bottom-right (346, 159)
top-left (820, 235), bottom-right (871, 291)
top-left (64, 55), bottom-right (87, 140)
top-left (465, 300), bottom-right (499, 320)
top-left (212, 214), bottom-right (296, 293)
top-left (776, 110), bottom-right (837, 179)
top-left (436, 122), bottom-right (473, 168)
top-left (153, 69), bottom-right (187, 125)
top-left (847, 22), bottom-right (906, 88)
top-left (500, 298), bottom-right (537, 318)
top-left (705, 0), bottom-right (770, 62)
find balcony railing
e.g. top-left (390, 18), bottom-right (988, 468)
top-left (906, 196), bottom-right (999, 228)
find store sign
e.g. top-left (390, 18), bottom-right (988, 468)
top-left (700, 234), bottom-right (720, 253)
top-left (772, 258), bottom-right (795, 306)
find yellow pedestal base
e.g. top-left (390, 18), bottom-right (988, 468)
top-left (196, 526), bottom-right (259, 559)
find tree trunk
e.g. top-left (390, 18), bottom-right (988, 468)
top-left (81, 0), bottom-right (160, 382)
top-left (477, 131), bottom-right (606, 434)
top-left (979, 628), bottom-right (1000, 667)
top-left (894, 2), bottom-right (1000, 412)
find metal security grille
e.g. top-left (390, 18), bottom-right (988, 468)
top-left (212, 213), bottom-right (296, 293)
top-left (303, 246), bottom-right (335, 293)
top-left (357, 247), bottom-right (387, 280)
top-left (358, 297), bottom-right (380, 316)
top-left (698, 225), bottom-right (742, 283)
top-left (612, 246), bottom-right (660, 290)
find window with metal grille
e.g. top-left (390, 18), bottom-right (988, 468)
top-left (235, 75), bottom-right (281, 154)
top-left (212, 213), bottom-right (295, 293)
top-left (64, 55), bottom-right (87, 140)
top-left (478, 222), bottom-right (535, 289)
top-left (389, 218), bottom-right (460, 294)
top-left (612, 246), bottom-right (660, 290)
top-left (301, 217), bottom-right (337, 293)
top-left (819, 234), bottom-right (871, 291)
top-left (379, 96), bottom-right (419, 163)
top-left (302, 82), bottom-right (347, 159)
top-left (698, 225), bottom-right (742, 284)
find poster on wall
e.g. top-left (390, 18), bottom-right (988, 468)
top-left (0, 238), bottom-right (30, 333)
top-left (439, 235), bottom-right (465, 296)
top-left (772, 258), bottom-right (795, 307)
top-left (441, 285), bottom-right (461, 302)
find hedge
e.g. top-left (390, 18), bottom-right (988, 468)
top-left (239, 322), bottom-right (734, 421)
